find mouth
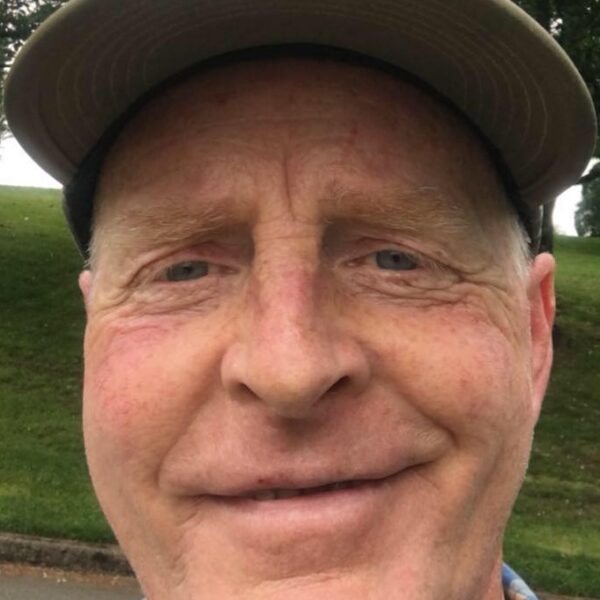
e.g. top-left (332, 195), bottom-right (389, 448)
top-left (244, 479), bottom-right (367, 501)
top-left (193, 465), bottom-right (426, 548)
top-left (209, 471), bottom-right (402, 505)
top-left (204, 470), bottom-right (405, 544)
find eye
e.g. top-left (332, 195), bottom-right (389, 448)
top-left (165, 260), bottom-right (209, 282)
top-left (374, 250), bottom-right (419, 271)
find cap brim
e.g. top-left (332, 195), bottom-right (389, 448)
top-left (5, 0), bottom-right (596, 208)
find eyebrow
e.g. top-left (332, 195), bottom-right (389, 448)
top-left (323, 183), bottom-right (477, 239)
top-left (90, 197), bottom-right (244, 267)
top-left (93, 183), bottom-right (480, 266)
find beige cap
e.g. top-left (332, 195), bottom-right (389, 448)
top-left (4, 0), bottom-right (596, 242)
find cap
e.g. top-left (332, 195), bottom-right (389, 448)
top-left (4, 0), bottom-right (597, 253)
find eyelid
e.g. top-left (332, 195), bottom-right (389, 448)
top-left (132, 254), bottom-right (211, 287)
top-left (368, 250), bottom-right (426, 273)
top-left (160, 259), bottom-right (211, 282)
top-left (374, 248), bottom-right (421, 265)
top-left (341, 240), bottom-right (426, 267)
top-left (135, 242), bottom-right (238, 279)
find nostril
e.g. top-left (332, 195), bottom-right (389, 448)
top-left (237, 382), bottom-right (258, 400)
top-left (328, 375), bottom-right (351, 396)
top-left (221, 339), bottom-right (371, 418)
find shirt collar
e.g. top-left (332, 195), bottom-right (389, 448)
top-left (502, 563), bottom-right (539, 600)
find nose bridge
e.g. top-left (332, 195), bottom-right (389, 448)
top-left (248, 245), bottom-right (333, 391)
top-left (252, 249), bottom-right (319, 345)
top-left (221, 238), bottom-right (369, 418)
top-left (248, 218), bottom-right (325, 332)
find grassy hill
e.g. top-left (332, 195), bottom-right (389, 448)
top-left (0, 185), bottom-right (109, 542)
top-left (505, 234), bottom-right (600, 595)
top-left (0, 185), bottom-right (598, 595)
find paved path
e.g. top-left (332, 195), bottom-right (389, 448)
top-left (0, 563), bottom-right (141, 600)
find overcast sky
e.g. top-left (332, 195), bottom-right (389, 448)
top-left (0, 134), bottom-right (583, 236)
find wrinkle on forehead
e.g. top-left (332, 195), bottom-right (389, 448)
top-left (93, 58), bottom-right (515, 270)
top-left (92, 183), bottom-right (498, 277)
top-left (100, 58), bottom-right (487, 178)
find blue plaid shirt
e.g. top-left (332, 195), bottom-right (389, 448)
top-left (503, 564), bottom-right (538, 600)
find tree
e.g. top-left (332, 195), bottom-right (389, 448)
top-left (514, 1), bottom-right (600, 146)
top-left (513, 0), bottom-right (600, 248)
top-left (1, 0), bottom-right (67, 138)
top-left (576, 173), bottom-right (600, 236)
top-left (578, 158), bottom-right (600, 235)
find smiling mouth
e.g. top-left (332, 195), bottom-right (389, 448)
top-left (246, 479), bottom-right (365, 501)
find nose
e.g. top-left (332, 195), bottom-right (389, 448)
top-left (220, 262), bottom-right (370, 419)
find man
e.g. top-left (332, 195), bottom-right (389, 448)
top-left (5, 1), bottom-right (595, 599)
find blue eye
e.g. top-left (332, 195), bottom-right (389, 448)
top-left (375, 250), bottom-right (418, 271)
top-left (165, 261), bottom-right (209, 282)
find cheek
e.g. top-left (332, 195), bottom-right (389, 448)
top-left (82, 317), bottom-right (221, 472)
top-left (367, 304), bottom-right (532, 437)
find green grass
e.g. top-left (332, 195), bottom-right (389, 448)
top-left (0, 185), bottom-right (112, 542)
top-left (505, 235), bottom-right (600, 597)
top-left (1, 186), bottom-right (599, 594)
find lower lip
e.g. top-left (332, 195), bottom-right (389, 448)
top-left (206, 475), bottom-right (400, 540)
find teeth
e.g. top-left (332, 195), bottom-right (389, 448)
top-left (253, 490), bottom-right (276, 501)
top-left (251, 481), bottom-right (358, 501)
top-left (277, 489), bottom-right (302, 499)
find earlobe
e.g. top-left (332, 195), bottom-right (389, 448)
top-left (79, 270), bottom-right (93, 310)
top-left (527, 252), bottom-right (556, 420)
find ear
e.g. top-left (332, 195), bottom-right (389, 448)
top-left (79, 270), bottom-right (93, 312)
top-left (527, 252), bottom-right (556, 421)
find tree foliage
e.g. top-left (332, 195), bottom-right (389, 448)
top-left (1, 0), bottom-right (67, 138)
top-left (513, 0), bottom-right (600, 244)
top-left (515, 1), bottom-right (600, 137)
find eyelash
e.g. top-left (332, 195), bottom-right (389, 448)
top-left (145, 243), bottom-right (438, 287)
top-left (158, 261), bottom-right (237, 283)
top-left (346, 247), bottom-right (426, 269)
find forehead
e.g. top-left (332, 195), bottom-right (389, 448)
top-left (96, 58), bottom-right (507, 237)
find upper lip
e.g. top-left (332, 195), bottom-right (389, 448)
top-left (162, 442), bottom-right (441, 499)
top-left (202, 464), bottom-right (410, 498)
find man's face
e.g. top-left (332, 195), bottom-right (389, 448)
top-left (80, 59), bottom-right (555, 600)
